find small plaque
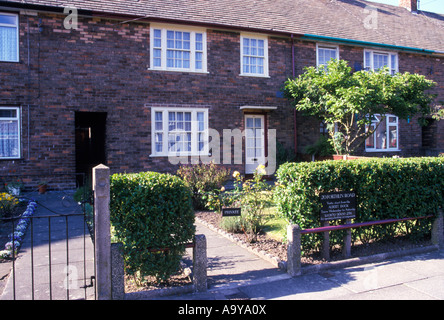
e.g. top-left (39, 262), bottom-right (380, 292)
top-left (222, 208), bottom-right (242, 217)
top-left (320, 191), bottom-right (356, 221)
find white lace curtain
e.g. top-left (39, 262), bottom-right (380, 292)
top-left (0, 116), bottom-right (19, 159)
top-left (0, 26), bottom-right (18, 62)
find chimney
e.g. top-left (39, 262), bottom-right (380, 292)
top-left (399, 0), bottom-right (418, 12)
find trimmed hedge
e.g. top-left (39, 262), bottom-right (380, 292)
top-left (110, 172), bottom-right (195, 283)
top-left (275, 157), bottom-right (444, 251)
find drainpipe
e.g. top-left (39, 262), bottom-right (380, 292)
top-left (291, 34), bottom-right (298, 155)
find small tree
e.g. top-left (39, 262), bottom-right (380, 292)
top-left (284, 59), bottom-right (437, 154)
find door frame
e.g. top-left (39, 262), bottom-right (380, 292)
top-left (244, 114), bottom-right (266, 174)
top-left (75, 111), bottom-right (107, 186)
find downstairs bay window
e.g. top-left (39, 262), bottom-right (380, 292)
top-left (365, 114), bottom-right (399, 152)
top-left (151, 107), bottom-right (208, 156)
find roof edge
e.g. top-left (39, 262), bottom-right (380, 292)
top-left (301, 34), bottom-right (436, 55)
top-left (1, 1), bottom-right (442, 55)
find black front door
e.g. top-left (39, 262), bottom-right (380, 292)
top-left (75, 112), bottom-right (107, 186)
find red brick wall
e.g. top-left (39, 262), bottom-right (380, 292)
top-left (293, 43), bottom-right (444, 157)
top-left (1, 11), bottom-right (443, 189)
top-left (0, 12), bottom-right (296, 188)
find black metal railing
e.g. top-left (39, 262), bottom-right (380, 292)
top-left (0, 174), bottom-right (95, 300)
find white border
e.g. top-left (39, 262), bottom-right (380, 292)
top-left (149, 23), bottom-right (208, 73)
top-left (316, 43), bottom-right (339, 69)
top-left (150, 106), bottom-right (209, 157)
top-left (0, 106), bottom-right (21, 159)
top-left (0, 12), bottom-right (19, 63)
top-left (240, 33), bottom-right (269, 78)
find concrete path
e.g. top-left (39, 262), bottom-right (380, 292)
top-left (0, 192), bottom-right (95, 300)
top-left (196, 222), bottom-right (285, 296)
top-left (162, 221), bottom-right (444, 300)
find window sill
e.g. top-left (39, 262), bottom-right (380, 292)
top-left (239, 73), bottom-right (270, 78)
top-left (0, 60), bottom-right (19, 63)
top-left (150, 153), bottom-right (210, 158)
top-left (365, 149), bottom-right (400, 152)
top-left (148, 68), bottom-right (209, 74)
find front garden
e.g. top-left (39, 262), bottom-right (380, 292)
top-left (109, 157), bottom-right (443, 290)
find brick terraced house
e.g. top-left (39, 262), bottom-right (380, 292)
top-left (0, 0), bottom-right (443, 189)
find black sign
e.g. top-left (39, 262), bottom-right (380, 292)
top-left (320, 191), bottom-right (356, 221)
top-left (222, 208), bottom-right (242, 217)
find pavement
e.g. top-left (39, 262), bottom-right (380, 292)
top-left (0, 191), bottom-right (95, 300)
top-left (158, 221), bottom-right (444, 300)
top-left (1, 192), bottom-right (443, 301)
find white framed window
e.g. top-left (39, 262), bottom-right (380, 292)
top-left (316, 44), bottom-right (339, 69)
top-left (365, 114), bottom-right (399, 152)
top-left (240, 33), bottom-right (269, 77)
top-left (151, 107), bottom-right (209, 156)
top-left (364, 50), bottom-right (398, 75)
top-left (150, 24), bottom-right (207, 73)
top-left (0, 12), bottom-right (19, 62)
top-left (0, 107), bottom-right (21, 159)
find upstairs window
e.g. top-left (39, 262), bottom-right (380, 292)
top-left (317, 44), bottom-right (339, 70)
top-left (240, 34), bottom-right (269, 77)
top-left (150, 24), bottom-right (207, 73)
top-left (364, 50), bottom-right (398, 75)
top-left (365, 114), bottom-right (399, 152)
top-left (0, 107), bottom-right (21, 159)
top-left (0, 13), bottom-right (19, 62)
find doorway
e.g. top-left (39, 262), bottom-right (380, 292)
top-left (75, 112), bottom-right (107, 186)
top-left (245, 114), bottom-right (265, 174)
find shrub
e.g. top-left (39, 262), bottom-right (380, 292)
top-left (177, 162), bottom-right (230, 209)
top-left (217, 167), bottom-right (272, 242)
top-left (0, 193), bottom-right (19, 217)
top-left (220, 216), bottom-right (244, 234)
top-left (234, 166), bottom-right (272, 242)
top-left (110, 172), bottom-right (195, 283)
top-left (275, 157), bottom-right (444, 252)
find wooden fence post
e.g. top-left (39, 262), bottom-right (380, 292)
top-left (287, 224), bottom-right (301, 277)
top-left (93, 164), bottom-right (112, 300)
top-left (193, 234), bottom-right (207, 292)
top-left (343, 219), bottom-right (352, 258)
top-left (322, 221), bottom-right (330, 260)
top-left (432, 208), bottom-right (443, 248)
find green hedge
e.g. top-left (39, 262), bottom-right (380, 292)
top-left (110, 172), bottom-right (195, 283)
top-left (275, 157), bottom-right (444, 251)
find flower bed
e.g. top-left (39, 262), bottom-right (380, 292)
top-left (0, 200), bottom-right (37, 259)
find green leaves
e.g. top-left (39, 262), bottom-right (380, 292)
top-left (275, 157), bottom-right (444, 251)
top-left (284, 60), bottom-right (437, 154)
top-left (110, 172), bottom-right (194, 283)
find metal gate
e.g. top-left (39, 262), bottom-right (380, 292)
top-left (0, 174), bottom-right (96, 300)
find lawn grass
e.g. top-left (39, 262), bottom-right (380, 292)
top-left (261, 205), bottom-right (288, 242)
